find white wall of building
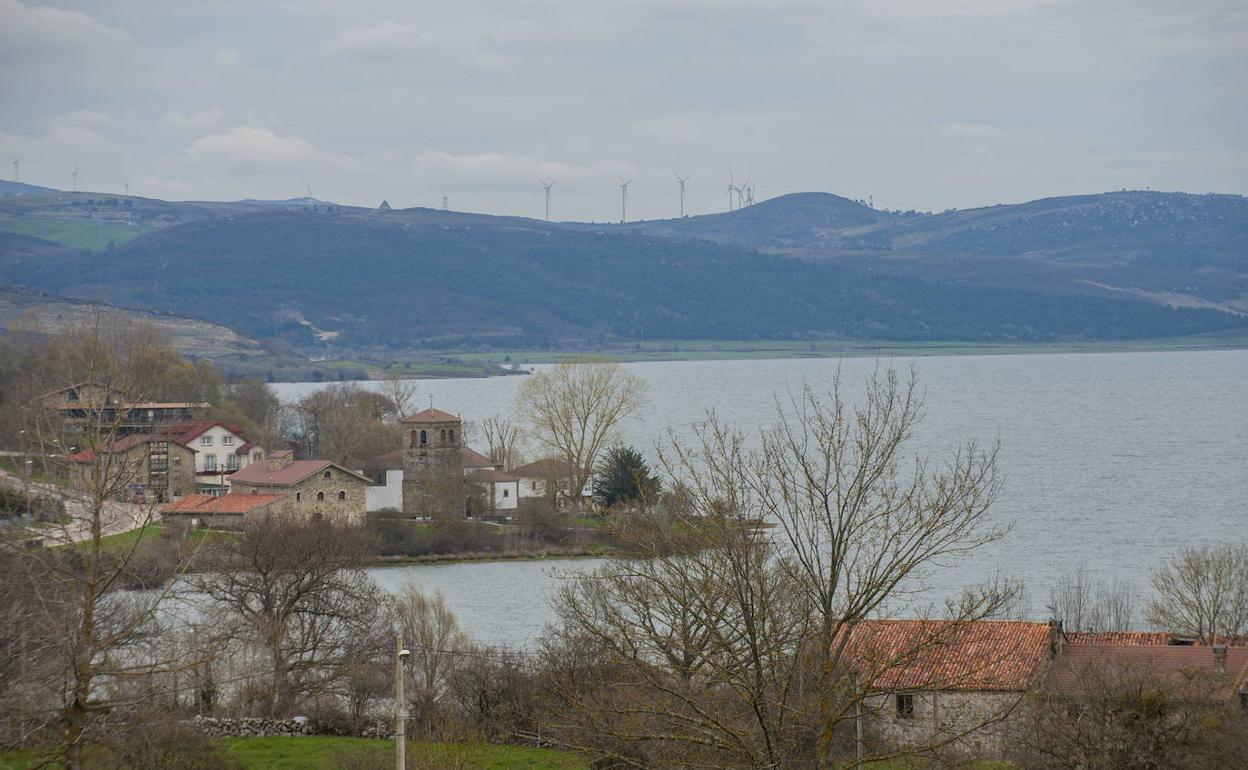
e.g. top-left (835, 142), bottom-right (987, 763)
top-left (366, 469), bottom-right (403, 512)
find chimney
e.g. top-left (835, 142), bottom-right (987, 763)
top-left (269, 449), bottom-right (294, 470)
top-left (1213, 643), bottom-right (1228, 675)
top-left (1048, 619), bottom-right (1064, 656)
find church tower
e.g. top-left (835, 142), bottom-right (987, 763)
top-left (401, 407), bottom-right (465, 517)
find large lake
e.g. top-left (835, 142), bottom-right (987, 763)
top-left (274, 350), bottom-right (1247, 647)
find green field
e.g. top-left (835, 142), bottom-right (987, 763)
top-left (0, 213), bottom-right (156, 251)
top-left (0, 737), bottom-right (588, 770)
top-left (417, 330), bottom-right (1248, 370)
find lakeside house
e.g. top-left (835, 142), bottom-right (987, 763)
top-left (511, 458), bottom-right (592, 505)
top-left (842, 618), bottom-right (1248, 759)
top-left (156, 420), bottom-right (266, 493)
top-left (69, 435), bottom-right (197, 501)
top-left (227, 453), bottom-right (371, 524)
top-left (45, 381), bottom-right (208, 435)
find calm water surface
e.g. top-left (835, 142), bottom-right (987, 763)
top-left (276, 350), bottom-right (1247, 647)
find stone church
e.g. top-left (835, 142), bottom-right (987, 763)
top-left (401, 407), bottom-right (465, 517)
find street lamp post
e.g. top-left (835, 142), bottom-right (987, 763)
top-left (395, 635), bottom-right (410, 770)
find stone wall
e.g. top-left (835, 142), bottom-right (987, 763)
top-left (862, 690), bottom-right (1026, 758)
top-left (184, 715), bottom-right (318, 738)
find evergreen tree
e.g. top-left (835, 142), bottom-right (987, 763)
top-left (593, 445), bottom-right (661, 509)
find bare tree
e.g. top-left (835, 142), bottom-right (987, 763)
top-left (391, 582), bottom-right (470, 736)
top-left (192, 515), bottom-right (387, 717)
top-left (377, 374), bottom-right (419, 421)
top-left (515, 361), bottom-right (646, 505)
top-left (546, 510), bottom-right (817, 769)
top-left (544, 366), bottom-right (1014, 768)
top-left (1017, 647), bottom-right (1248, 768)
top-left (0, 316), bottom-right (211, 768)
top-left (660, 365), bottom-right (1011, 768)
top-left (1147, 542), bottom-right (1248, 644)
top-left (1047, 564), bottom-right (1139, 633)
top-left (286, 383), bottom-right (401, 465)
top-left (480, 414), bottom-right (521, 471)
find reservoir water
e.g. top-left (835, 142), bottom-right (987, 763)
top-left (274, 350), bottom-right (1247, 647)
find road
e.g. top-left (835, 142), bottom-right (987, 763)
top-left (0, 467), bottom-right (150, 544)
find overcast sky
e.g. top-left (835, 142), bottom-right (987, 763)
top-left (2, 0), bottom-right (1245, 220)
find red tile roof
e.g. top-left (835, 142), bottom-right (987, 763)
top-left (157, 420), bottom-right (249, 446)
top-left (1046, 643), bottom-right (1248, 701)
top-left (401, 407), bottom-right (460, 424)
top-left (228, 459), bottom-right (372, 487)
top-left (270, 450), bottom-right (294, 460)
top-left (162, 493), bottom-right (287, 515)
top-left (840, 619), bottom-right (1054, 693)
top-left (460, 447), bottom-right (495, 468)
top-left (511, 458), bottom-right (582, 478)
top-left (362, 449), bottom-right (404, 471)
top-left (1065, 631), bottom-right (1247, 647)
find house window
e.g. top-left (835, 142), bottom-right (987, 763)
top-left (317, 491), bottom-right (325, 501)
top-left (440, 429), bottom-right (447, 442)
top-left (420, 430), bottom-right (427, 445)
top-left (323, 470), bottom-right (332, 479)
top-left (337, 490), bottom-right (346, 501)
top-left (895, 693), bottom-right (915, 719)
top-left (222, 435), bottom-right (234, 446)
top-left (448, 429), bottom-right (455, 443)
top-left (531, 482), bottom-right (538, 491)
top-left (410, 430), bottom-right (419, 448)
top-left (296, 492), bottom-right (301, 502)
top-left (204, 455), bottom-right (217, 471)
top-left (201, 436), bottom-right (213, 446)
top-left (225, 455), bottom-right (239, 471)
top-left (502, 488), bottom-right (509, 498)
top-left (252, 452), bottom-right (262, 463)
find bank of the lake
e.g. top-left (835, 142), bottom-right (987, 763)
top-left (275, 349), bottom-right (1248, 648)
top-left (308, 330), bottom-right (1248, 381)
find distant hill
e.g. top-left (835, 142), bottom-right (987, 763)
top-left (0, 180), bottom-right (59, 197)
top-left (620, 191), bottom-right (1248, 315)
top-left (1, 201), bottom-right (1242, 352)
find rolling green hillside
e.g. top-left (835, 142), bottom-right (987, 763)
top-left (1, 205), bottom-right (1242, 351)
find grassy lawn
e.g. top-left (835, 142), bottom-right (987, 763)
top-left (219, 736), bottom-right (588, 770)
top-left (67, 522), bottom-right (240, 554)
top-left (0, 738), bottom-right (588, 769)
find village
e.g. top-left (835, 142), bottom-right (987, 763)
top-left (3, 363), bottom-right (1243, 769)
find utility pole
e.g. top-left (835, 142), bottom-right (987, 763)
top-left (395, 635), bottom-right (409, 770)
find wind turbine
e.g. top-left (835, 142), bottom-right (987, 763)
top-left (540, 179), bottom-right (556, 221)
top-left (674, 173), bottom-right (691, 218)
top-left (11, 159), bottom-right (19, 196)
top-left (619, 177), bottom-right (632, 223)
top-left (71, 162), bottom-right (79, 193)
top-left (726, 171), bottom-right (737, 212)
top-left (738, 179), bottom-right (750, 209)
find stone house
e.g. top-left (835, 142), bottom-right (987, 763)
top-left (841, 619), bottom-right (1058, 758)
top-left (161, 492), bottom-right (287, 528)
top-left (157, 420), bottom-right (266, 493)
top-left (228, 456), bottom-right (371, 524)
top-left (68, 435), bottom-right (198, 501)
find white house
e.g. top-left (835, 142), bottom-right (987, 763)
top-left (466, 468), bottom-right (521, 514)
top-left (512, 458), bottom-right (592, 504)
top-left (158, 420), bottom-right (266, 493)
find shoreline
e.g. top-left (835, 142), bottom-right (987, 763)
top-left (304, 333), bottom-right (1248, 382)
top-left (363, 548), bottom-right (625, 567)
